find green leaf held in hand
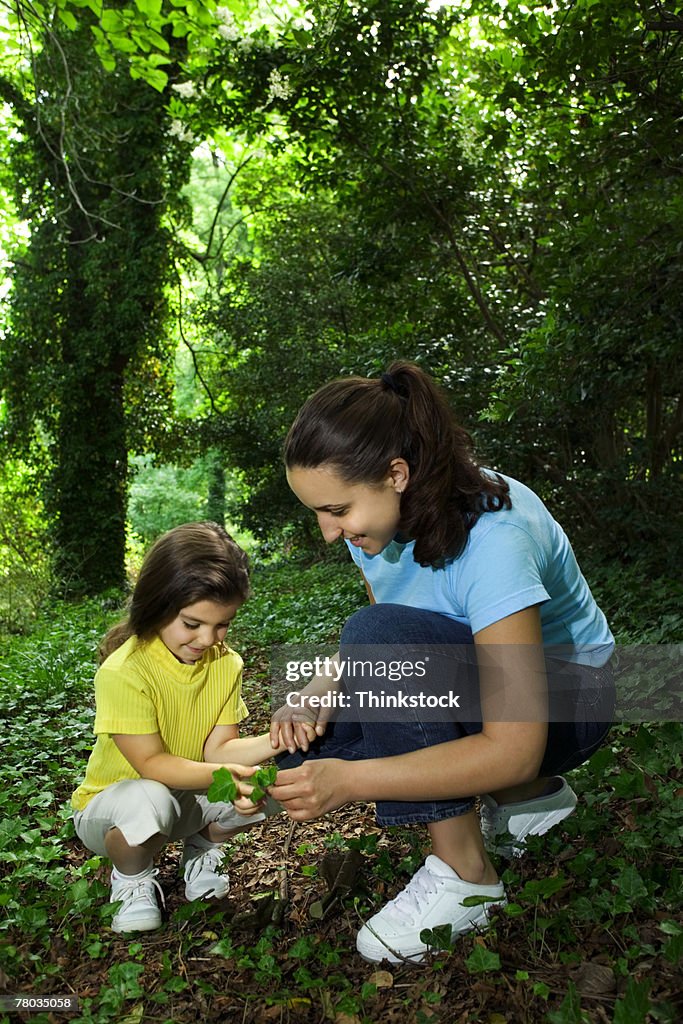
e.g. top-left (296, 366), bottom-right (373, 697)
top-left (249, 764), bottom-right (278, 802)
top-left (207, 764), bottom-right (278, 804)
top-left (207, 767), bottom-right (239, 804)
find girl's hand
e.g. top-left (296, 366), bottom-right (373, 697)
top-left (270, 701), bottom-right (325, 754)
top-left (269, 759), bottom-right (348, 821)
top-left (221, 763), bottom-right (266, 815)
top-left (232, 791), bottom-right (266, 815)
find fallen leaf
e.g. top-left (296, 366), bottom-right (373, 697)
top-left (368, 969), bottom-right (393, 989)
top-left (571, 962), bottom-right (616, 996)
top-left (285, 997), bottom-right (311, 1011)
top-left (117, 1005), bottom-right (144, 1024)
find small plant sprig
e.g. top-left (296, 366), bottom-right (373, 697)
top-left (207, 764), bottom-right (278, 804)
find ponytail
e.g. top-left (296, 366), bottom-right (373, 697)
top-left (284, 361), bottom-right (510, 566)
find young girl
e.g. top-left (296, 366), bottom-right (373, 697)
top-left (269, 361), bottom-right (615, 964)
top-left (72, 521), bottom-right (288, 934)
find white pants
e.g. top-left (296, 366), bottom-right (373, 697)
top-left (73, 778), bottom-right (280, 856)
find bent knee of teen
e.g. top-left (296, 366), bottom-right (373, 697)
top-left (340, 603), bottom-right (403, 645)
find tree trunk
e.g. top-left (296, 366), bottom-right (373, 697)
top-left (52, 364), bottom-right (128, 594)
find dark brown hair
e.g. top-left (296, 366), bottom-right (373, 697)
top-left (284, 361), bottom-right (511, 567)
top-left (99, 521), bottom-right (250, 662)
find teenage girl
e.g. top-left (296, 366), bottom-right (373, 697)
top-left (72, 522), bottom-right (290, 933)
top-left (269, 361), bottom-right (615, 963)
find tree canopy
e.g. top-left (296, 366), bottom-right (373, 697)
top-left (0, 0), bottom-right (681, 598)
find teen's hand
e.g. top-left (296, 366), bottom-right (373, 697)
top-left (270, 700), bottom-right (327, 754)
top-left (270, 719), bottom-right (318, 756)
top-left (269, 759), bottom-right (349, 821)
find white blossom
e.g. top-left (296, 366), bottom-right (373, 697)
top-left (168, 119), bottom-right (194, 143)
top-left (266, 68), bottom-right (293, 103)
top-left (216, 5), bottom-right (240, 41)
top-left (218, 22), bottom-right (240, 41)
top-left (171, 81), bottom-right (196, 99)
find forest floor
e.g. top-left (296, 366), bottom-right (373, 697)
top-left (0, 560), bottom-right (681, 1024)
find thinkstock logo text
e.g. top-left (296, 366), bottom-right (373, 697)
top-left (285, 691), bottom-right (461, 710)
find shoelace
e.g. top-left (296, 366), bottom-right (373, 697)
top-left (113, 869), bottom-right (166, 910)
top-left (184, 845), bottom-right (224, 882)
top-left (386, 866), bottom-right (441, 925)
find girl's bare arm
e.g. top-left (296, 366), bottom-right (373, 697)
top-left (113, 732), bottom-right (261, 811)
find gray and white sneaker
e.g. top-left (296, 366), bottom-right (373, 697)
top-left (182, 838), bottom-right (229, 901)
top-left (110, 867), bottom-right (164, 933)
top-left (480, 776), bottom-right (578, 858)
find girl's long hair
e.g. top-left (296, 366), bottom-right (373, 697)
top-left (284, 361), bottom-right (510, 567)
top-left (99, 521), bottom-right (250, 662)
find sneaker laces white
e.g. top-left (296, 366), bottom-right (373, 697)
top-left (184, 844), bottom-right (225, 883)
top-left (384, 865), bottom-right (441, 925)
top-left (113, 869), bottom-right (166, 911)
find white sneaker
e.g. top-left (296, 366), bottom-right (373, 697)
top-left (110, 868), bottom-right (164, 933)
top-left (480, 776), bottom-right (578, 858)
top-left (182, 838), bottom-right (229, 901)
top-left (356, 855), bottom-right (506, 964)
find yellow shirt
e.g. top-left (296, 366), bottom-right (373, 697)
top-left (71, 635), bottom-right (248, 810)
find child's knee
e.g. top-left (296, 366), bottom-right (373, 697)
top-left (115, 778), bottom-right (181, 835)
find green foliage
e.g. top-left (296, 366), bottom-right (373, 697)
top-left (127, 453), bottom-right (255, 551)
top-left (461, 0), bottom-right (683, 555)
top-left (128, 456), bottom-right (208, 543)
top-left (249, 764), bottom-right (278, 801)
top-left (167, 0), bottom-right (683, 562)
top-left (546, 982), bottom-right (589, 1024)
top-left (207, 764), bottom-right (277, 804)
top-left (0, 562), bottom-right (680, 1021)
top-left (207, 765), bottom-right (240, 803)
top-left (231, 557), bottom-right (367, 648)
top-left (464, 943), bottom-right (501, 974)
top-left (196, 179), bottom-right (486, 546)
top-left (5, 0), bottom-right (681, 583)
top-left (0, 455), bottom-right (51, 632)
top-left (583, 552), bottom-right (683, 643)
top-left (0, 16), bottom-right (191, 596)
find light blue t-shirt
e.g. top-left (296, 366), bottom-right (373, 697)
top-left (345, 474), bottom-right (614, 666)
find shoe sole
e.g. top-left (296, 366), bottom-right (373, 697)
top-left (185, 882), bottom-right (230, 901)
top-left (356, 922), bottom-right (434, 965)
top-left (356, 902), bottom-right (506, 964)
top-left (111, 915), bottom-right (161, 933)
top-left (493, 804), bottom-right (577, 857)
top-left (356, 942), bottom-right (427, 965)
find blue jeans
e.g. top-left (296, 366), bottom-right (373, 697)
top-left (276, 604), bottom-right (615, 826)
